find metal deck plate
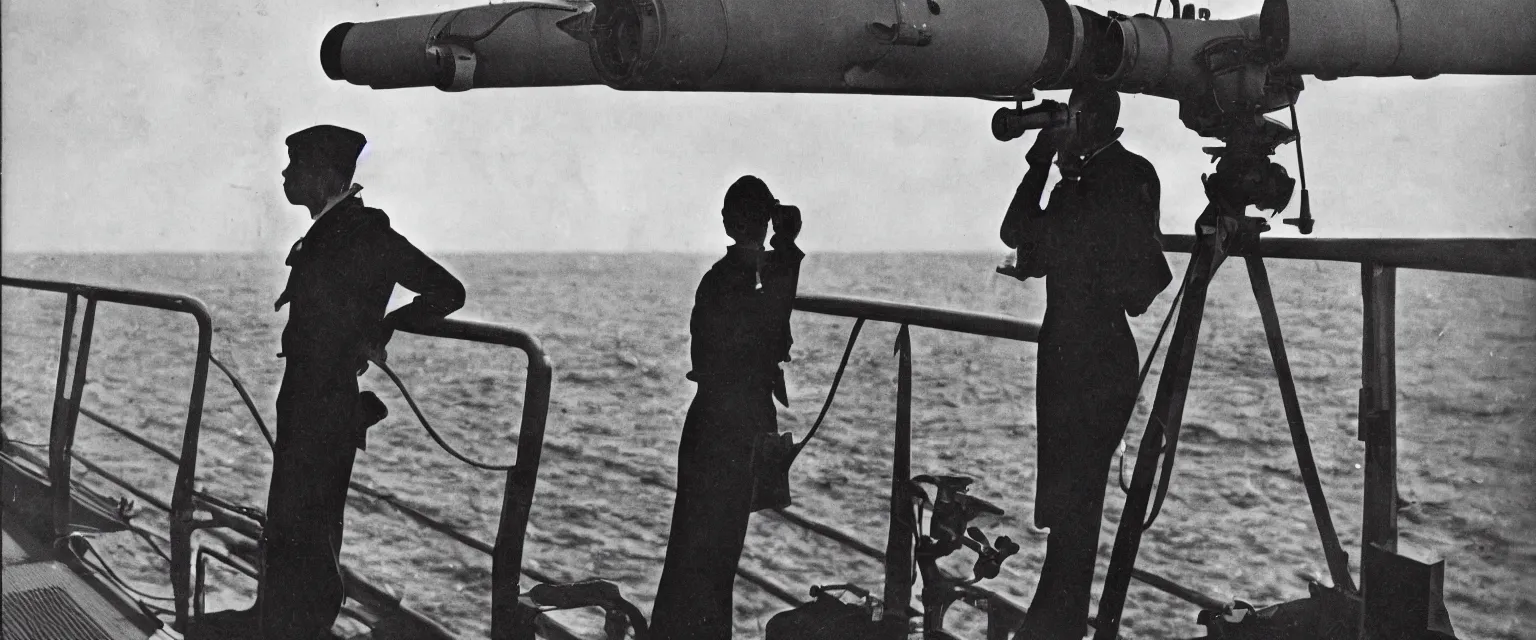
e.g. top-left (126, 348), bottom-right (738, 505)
top-left (1, 562), bottom-right (154, 640)
top-left (2, 585), bottom-right (115, 640)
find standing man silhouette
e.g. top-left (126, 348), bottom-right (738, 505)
top-left (262, 125), bottom-right (465, 639)
top-left (998, 88), bottom-right (1172, 639)
top-left (650, 176), bottom-right (803, 640)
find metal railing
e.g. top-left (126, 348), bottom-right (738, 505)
top-left (1, 275), bottom-right (215, 630)
top-left (0, 275), bottom-right (555, 639)
top-left (792, 293), bottom-right (1037, 630)
top-left (1160, 235), bottom-right (1536, 280)
top-left (781, 293), bottom-right (1232, 639)
top-left (384, 314), bottom-right (554, 640)
top-left (9, 234), bottom-right (1531, 639)
top-left (1161, 235), bottom-right (1536, 570)
top-left (780, 234), bottom-right (1536, 639)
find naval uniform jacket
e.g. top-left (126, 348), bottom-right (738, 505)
top-left (274, 194), bottom-right (466, 434)
top-left (650, 239), bottom-right (803, 640)
top-left (1000, 141), bottom-right (1172, 529)
top-left (686, 240), bottom-right (803, 404)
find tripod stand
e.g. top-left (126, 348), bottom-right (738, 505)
top-left (1089, 126), bottom-right (1355, 639)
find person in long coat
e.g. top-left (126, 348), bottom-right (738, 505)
top-left (650, 176), bottom-right (803, 640)
top-left (261, 125), bottom-right (465, 639)
top-left (998, 89), bottom-right (1172, 639)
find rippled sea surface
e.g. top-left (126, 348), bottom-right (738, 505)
top-left (3, 252), bottom-right (1533, 639)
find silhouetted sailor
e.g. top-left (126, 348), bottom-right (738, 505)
top-left (650, 176), bottom-right (803, 640)
top-left (998, 88), bottom-right (1171, 640)
top-left (261, 125), bottom-right (465, 639)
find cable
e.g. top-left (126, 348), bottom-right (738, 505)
top-left (789, 318), bottom-right (865, 460)
top-left (209, 354), bottom-right (275, 449)
top-left (127, 524), bottom-right (173, 565)
top-left (462, 5), bottom-right (538, 43)
top-left (218, 348), bottom-right (512, 470)
top-left (1119, 262), bottom-right (1193, 493)
top-left (66, 534), bottom-right (178, 602)
top-left (375, 360), bottom-right (515, 472)
top-left (1289, 104), bottom-right (1309, 192)
top-left (433, 4), bottom-right (541, 45)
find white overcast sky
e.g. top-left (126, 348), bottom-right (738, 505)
top-left (2, 0), bottom-right (1532, 254)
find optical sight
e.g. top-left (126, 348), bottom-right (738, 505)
top-left (991, 101), bottom-right (1070, 142)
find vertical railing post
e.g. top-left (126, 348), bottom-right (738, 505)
top-left (49, 294), bottom-right (80, 446)
top-left (1359, 263), bottom-right (1398, 640)
top-left (1359, 263), bottom-right (1397, 553)
top-left (492, 348), bottom-right (553, 640)
top-left (170, 311), bottom-right (214, 630)
top-left (53, 298), bottom-right (97, 539)
top-left (47, 293), bottom-right (79, 536)
top-left (884, 324), bottom-right (915, 633)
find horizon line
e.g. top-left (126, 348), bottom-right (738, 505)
top-left (2, 249), bottom-right (1015, 257)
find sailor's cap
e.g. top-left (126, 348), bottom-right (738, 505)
top-left (285, 125), bottom-right (367, 169)
top-left (724, 175), bottom-right (775, 209)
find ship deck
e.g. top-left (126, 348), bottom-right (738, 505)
top-left (2, 461), bottom-right (163, 640)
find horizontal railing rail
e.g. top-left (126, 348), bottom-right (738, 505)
top-left (1162, 235), bottom-right (1536, 280)
top-left (796, 293), bottom-right (1041, 342)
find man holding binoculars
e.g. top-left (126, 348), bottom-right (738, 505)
top-left (998, 87), bottom-right (1172, 639)
top-left (651, 176), bottom-right (804, 640)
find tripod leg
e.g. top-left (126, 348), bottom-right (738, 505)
top-left (1245, 256), bottom-right (1357, 593)
top-left (1093, 232), bottom-right (1227, 639)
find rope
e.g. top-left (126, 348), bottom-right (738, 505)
top-left (375, 360), bottom-right (515, 472)
top-left (1119, 261), bottom-right (1193, 493)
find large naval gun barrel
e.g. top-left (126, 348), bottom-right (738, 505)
top-left (566, 0), bottom-right (1091, 97)
top-left (320, 0), bottom-right (1536, 98)
top-left (1261, 0), bottom-right (1536, 78)
top-left (320, 0), bottom-right (1102, 98)
top-left (320, 0), bottom-right (599, 91)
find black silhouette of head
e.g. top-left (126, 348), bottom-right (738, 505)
top-left (282, 125), bottom-right (366, 208)
top-left (1062, 86), bottom-right (1120, 154)
top-left (721, 175), bottom-right (774, 245)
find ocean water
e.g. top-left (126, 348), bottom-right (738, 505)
top-left (2, 252), bottom-right (1533, 639)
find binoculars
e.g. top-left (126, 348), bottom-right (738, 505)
top-left (991, 101), bottom-right (1071, 142)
